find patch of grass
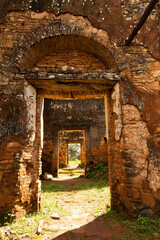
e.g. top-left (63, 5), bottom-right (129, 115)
top-left (103, 209), bottom-right (160, 240)
top-left (0, 183), bottom-right (66, 239)
top-left (59, 159), bottom-right (85, 178)
top-left (0, 211), bottom-right (15, 226)
top-left (0, 177), bottom-right (110, 239)
top-left (103, 209), bottom-right (125, 221)
top-left (93, 203), bottom-right (107, 216)
top-left (71, 179), bottom-right (110, 216)
top-left (69, 159), bottom-right (81, 168)
top-left (42, 183), bottom-right (64, 193)
top-left (43, 226), bottom-right (60, 232)
top-left (59, 168), bottom-right (84, 176)
top-left (73, 179), bottom-right (109, 191)
top-left (136, 215), bottom-right (160, 234)
top-left (72, 179), bottom-right (110, 207)
top-left (102, 209), bottom-right (126, 228)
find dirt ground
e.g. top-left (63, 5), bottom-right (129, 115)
top-left (39, 175), bottom-right (130, 240)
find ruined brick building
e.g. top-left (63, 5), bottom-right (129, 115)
top-left (0, 0), bottom-right (160, 218)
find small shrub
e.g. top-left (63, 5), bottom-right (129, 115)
top-left (0, 211), bottom-right (15, 226)
top-left (136, 215), bottom-right (160, 234)
top-left (85, 162), bottom-right (109, 180)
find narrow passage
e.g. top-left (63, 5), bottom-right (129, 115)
top-left (40, 168), bottom-right (129, 240)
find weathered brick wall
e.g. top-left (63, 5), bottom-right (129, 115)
top-left (0, 0), bottom-right (160, 218)
top-left (110, 81), bottom-right (160, 217)
top-left (0, 81), bottom-right (42, 217)
top-left (121, 0), bottom-right (158, 22)
top-left (0, 0), bottom-right (159, 58)
top-left (43, 98), bottom-right (107, 175)
top-left (121, 46), bottom-right (160, 92)
top-left (35, 51), bottom-right (107, 72)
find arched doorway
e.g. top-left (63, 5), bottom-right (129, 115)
top-left (0, 19), bottom-right (120, 218)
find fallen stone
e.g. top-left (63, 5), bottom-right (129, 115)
top-left (51, 213), bottom-right (60, 220)
top-left (62, 65), bottom-right (68, 71)
top-left (43, 172), bottom-right (53, 180)
top-left (36, 220), bottom-right (43, 235)
top-left (139, 208), bottom-right (159, 218)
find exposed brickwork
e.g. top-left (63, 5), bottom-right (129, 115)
top-left (110, 81), bottom-right (160, 217)
top-left (0, 78), bottom-right (43, 217)
top-left (90, 138), bottom-right (108, 164)
top-left (0, 11), bottom-right (159, 93)
top-left (0, 137), bottom-right (41, 218)
top-left (35, 51), bottom-right (107, 72)
top-left (0, 13), bottom-right (116, 74)
top-left (0, 0), bottom-right (159, 59)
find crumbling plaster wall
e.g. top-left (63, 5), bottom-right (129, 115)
top-left (110, 80), bottom-right (160, 217)
top-left (43, 98), bottom-right (107, 176)
top-left (0, 0), bottom-right (159, 218)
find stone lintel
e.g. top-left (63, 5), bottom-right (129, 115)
top-left (15, 71), bottom-right (120, 93)
top-left (15, 71), bottom-right (120, 82)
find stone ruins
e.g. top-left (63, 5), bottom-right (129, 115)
top-left (0, 0), bottom-right (160, 218)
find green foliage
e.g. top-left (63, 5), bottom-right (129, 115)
top-left (136, 215), bottom-right (160, 234)
top-left (103, 210), bottom-right (160, 240)
top-left (121, 214), bottom-right (160, 236)
top-left (86, 162), bottom-right (109, 180)
top-left (69, 143), bottom-right (81, 161)
top-left (0, 211), bottom-right (15, 226)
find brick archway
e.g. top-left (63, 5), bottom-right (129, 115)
top-left (1, 16), bottom-right (129, 75)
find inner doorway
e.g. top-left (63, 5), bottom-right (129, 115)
top-left (58, 130), bottom-right (86, 177)
top-left (58, 130), bottom-right (85, 169)
top-left (42, 97), bottom-right (108, 178)
top-left (68, 143), bottom-right (81, 168)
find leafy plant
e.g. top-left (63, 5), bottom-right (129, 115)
top-left (136, 215), bottom-right (160, 234)
top-left (0, 211), bottom-right (15, 226)
top-left (68, 143), bottom-right (81, 161)
top-left (103, 210), bottom-right (160, 240)
top-left (85, 162), bottom-right (109, 180)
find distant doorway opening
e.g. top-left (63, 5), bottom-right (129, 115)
top-left (68, 143), bottom-right (81, 168)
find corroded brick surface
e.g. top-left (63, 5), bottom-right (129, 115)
top-left (35, 51), bottom-right (107, 72)
top-left (110, 81), bottom-right (160, 217)
top-left (0, 0), bottom-right (159, 58)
